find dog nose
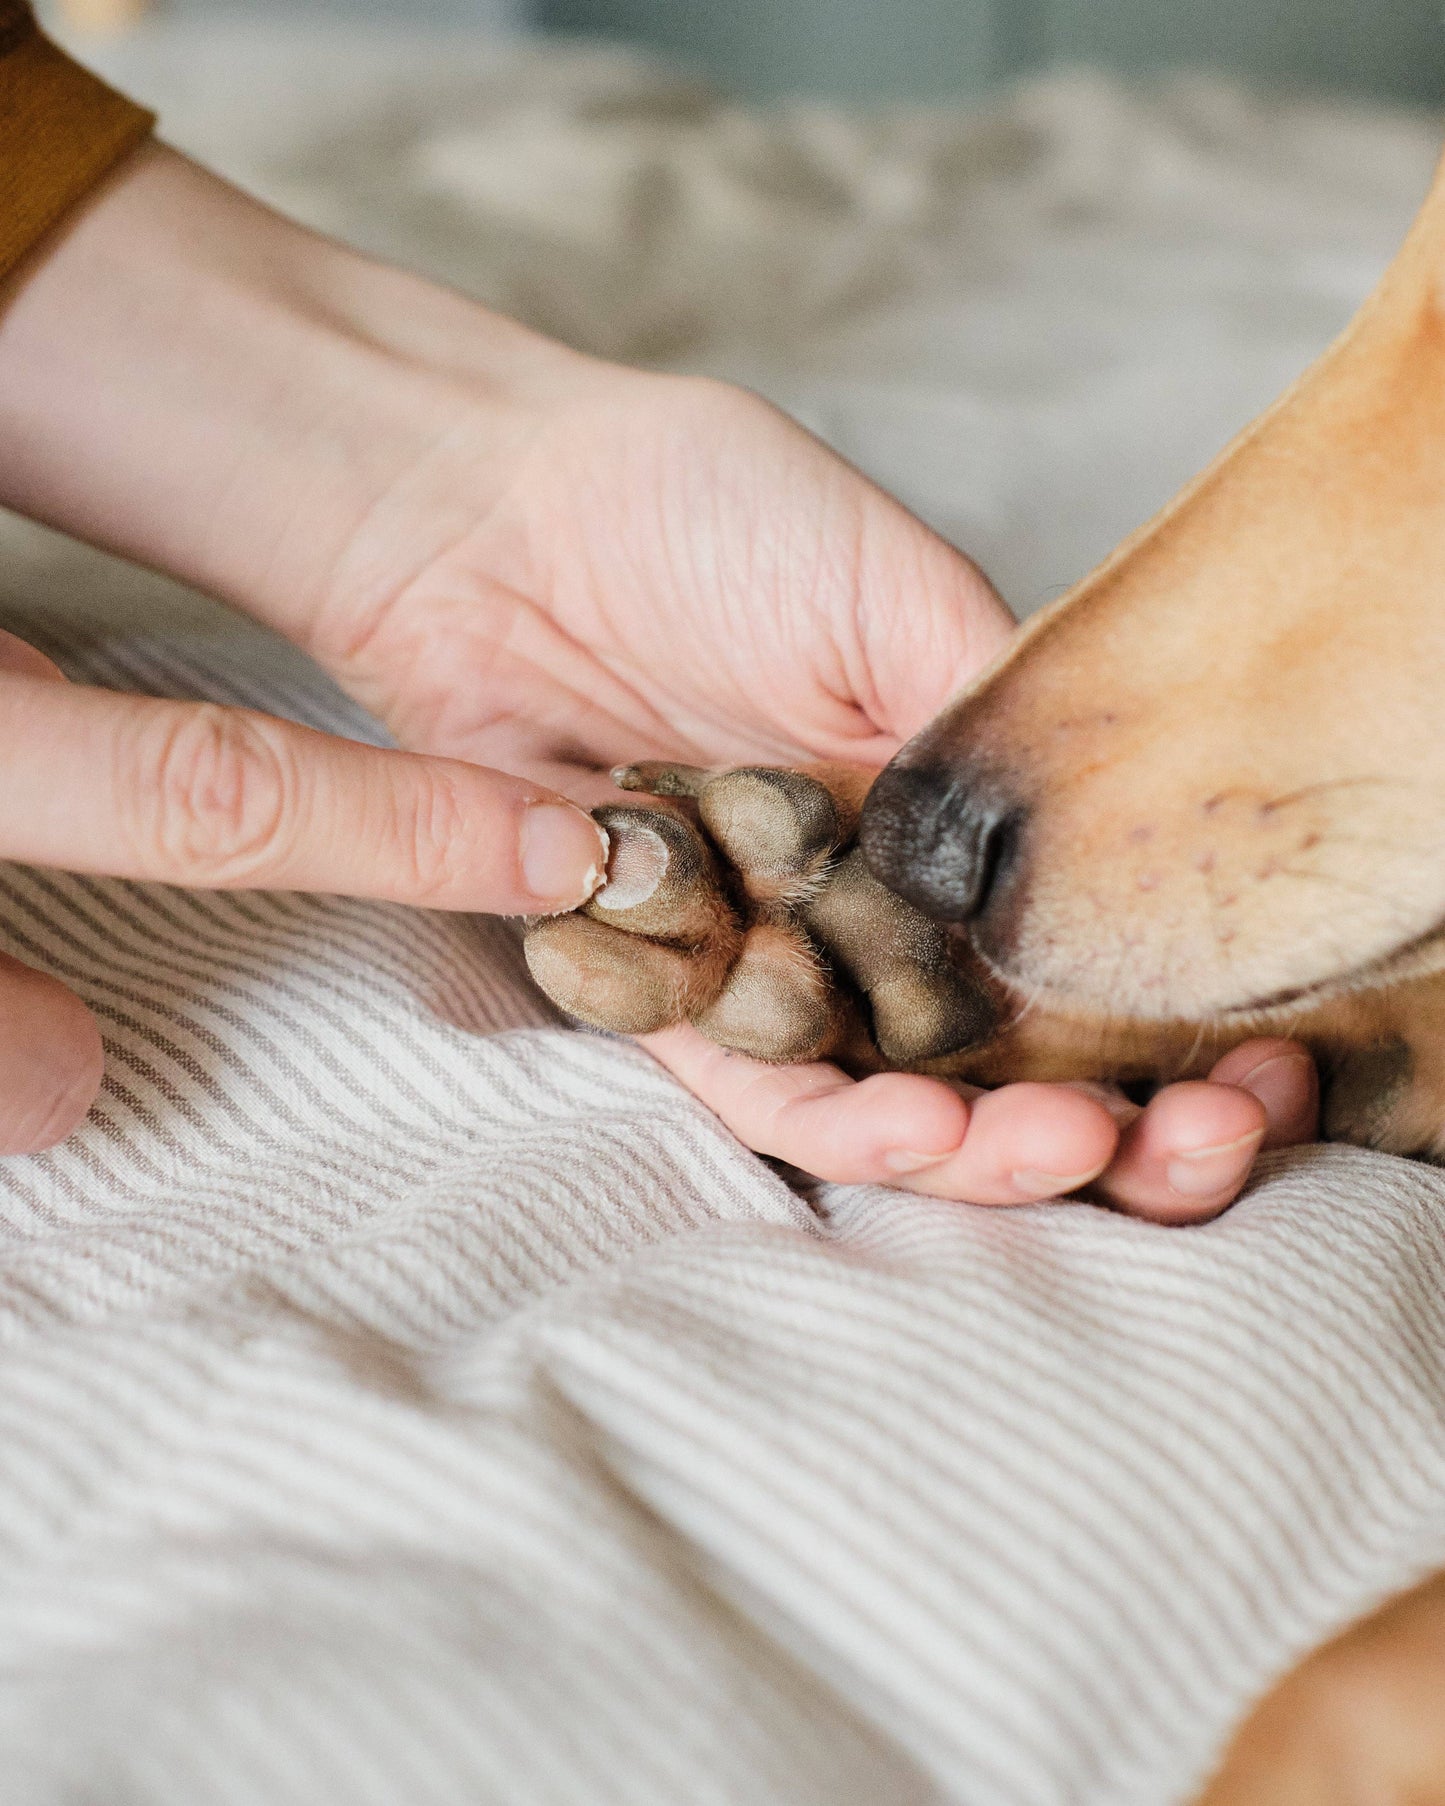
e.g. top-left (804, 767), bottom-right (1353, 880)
top-left (859, 761), bottom-right (1023, 922)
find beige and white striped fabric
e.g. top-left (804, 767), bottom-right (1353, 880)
top-left (3, 611), bottom-right (1445, 1806)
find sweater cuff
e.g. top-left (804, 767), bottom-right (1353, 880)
top-left (0, 20), bottom-right (155, 283)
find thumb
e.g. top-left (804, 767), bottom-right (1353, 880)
top-left (852, 512), bottom-right (1015, 744)
top-left (0, 951), bottom-right (104, 1154)
top-left (0, 671), bottom-right (608, 913)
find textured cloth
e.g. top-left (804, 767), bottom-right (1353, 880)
top-left (0, 3), bottom-right (153, 282)
top-left (0, 614), bottom-right (1442, 1806)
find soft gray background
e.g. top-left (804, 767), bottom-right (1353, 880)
top-left (113, 0), bottom-right (1445, 103)
top-left (541, 0), bottom-right (1445, 103)
top-left (41, 16), bottom-right (1444, 620)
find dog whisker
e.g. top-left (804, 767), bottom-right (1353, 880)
top-left (1257, 775), bottom-right (1405, 815)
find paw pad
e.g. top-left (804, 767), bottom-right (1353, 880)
top-left (523, 762), bottom-right (998, 1072)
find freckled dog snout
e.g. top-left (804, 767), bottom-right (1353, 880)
top-left (860, 762), bottom-right (1023, 923)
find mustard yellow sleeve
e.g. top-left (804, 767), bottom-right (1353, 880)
top-left (0, 2), bottom-right (155, 282)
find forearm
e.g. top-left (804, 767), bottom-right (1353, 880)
top-left (0, 139), bottom-right (586, 646)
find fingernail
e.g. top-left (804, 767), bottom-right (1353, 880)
top-left (1166, 1128), bottom-right (1264, 1198)
top-left (884, 1147), bottom-right (956, 1175)
top-left (1011, 1166), bottom-right (1105, 1196)
top-left (520, 803), bottom-right (608, 910)
top-left (1235, 1052), bottom-right (1313, 1123)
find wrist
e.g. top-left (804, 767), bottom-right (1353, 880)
top-left (0, 140), bottom-right (587, 642)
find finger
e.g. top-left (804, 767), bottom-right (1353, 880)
top-left (881, 1081), bottom-right (1120, 1204)
top-left (854, 517), bottom-right (1016, 743)
top-left (0, 951), bottom-right (104, 1154)
top-left (1091, 1081), bottom-right (1268, 1223)
top-left (644, 1026), bottom-right (1122, 1203)
top-left (0, 672), bottom-right (608, 913)
top-left (643, 1024), bottom-right (971, 1180)
top-left (0, 628), bottom-right (66, 683)
top-left (1207, 1038), bottom-right (1319, 1149)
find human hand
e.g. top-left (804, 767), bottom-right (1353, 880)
top-left (0, 144), bottom-right (1317, 1197)
top-left (297, 361), bottom-right (1317, 1219)
top-left (0, 624), bottom-right (607, 1153)
top-left (519, 759), bottom-right (1317, 1218)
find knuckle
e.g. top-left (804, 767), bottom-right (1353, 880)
top-left (681, 376), bottom-right (775, 448)
top-left (394, 763), bottom-right (471, 904)
top-left (131, 704), bottom-right (296, 884)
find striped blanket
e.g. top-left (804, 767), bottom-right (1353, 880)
top-left (0, 604), bottom-right (1442, 1804)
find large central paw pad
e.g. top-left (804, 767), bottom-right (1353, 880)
top-left (523, 762), bottom-right (998, 1071)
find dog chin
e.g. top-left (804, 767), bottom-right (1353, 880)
top-left (1214, 924), bottom-right (1445, 1024)
top-left (975, 920), bottom-right (1445, 1034)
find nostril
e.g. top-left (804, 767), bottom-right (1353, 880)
top-left (860, 762), bottom-right (1024, 923)
top-left (971, 807), bottom-right (1020, 920)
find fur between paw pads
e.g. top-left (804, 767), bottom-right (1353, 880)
top-left (523, 761), bottom-right (997, 1071)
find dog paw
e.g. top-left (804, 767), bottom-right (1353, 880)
top-left (522, 762), bottom-right (999, 1070)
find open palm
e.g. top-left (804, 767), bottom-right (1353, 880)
top-left (308, 368), bottom-right (1317, 1218)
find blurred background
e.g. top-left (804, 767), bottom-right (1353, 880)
top-left (44, 0), bottom-right (1445, 103)
top-left (543, 0), bottom-right (1445, 105)
top-left (23, 0), bottom-right (1445, 623)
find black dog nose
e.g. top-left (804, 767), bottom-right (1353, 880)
top-left (859, 762), bottom-right (1023, 923)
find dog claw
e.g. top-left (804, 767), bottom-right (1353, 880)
top-left (611, 761), bottom-right (715, 798)
top-left (584, 806), bottom-right (738, 947)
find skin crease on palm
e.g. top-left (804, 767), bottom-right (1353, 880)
top-left (0, 141), bottom-right (1317, 1208)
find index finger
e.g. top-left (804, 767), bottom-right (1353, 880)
top-left (0, 670), bottom-right (607, 914)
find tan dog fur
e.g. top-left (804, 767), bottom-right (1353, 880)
top-left (866, 146), bottom-right (1445, 1806)
top-left (1195, 1572), bottom-right (1445, 1804)
top-left (880, 152), bottom-right (1445, 1160)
